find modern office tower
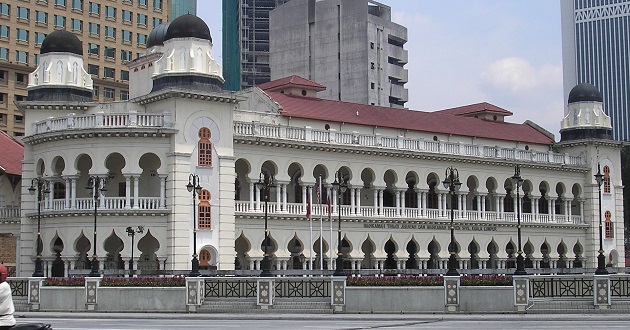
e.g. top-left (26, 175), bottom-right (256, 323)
top-left (269, 0), bottom-right (408, 108)
top-left (0, 0), bottom-right (171, 137)
top-left (222, 0), bottom-right (290, 91)
top-left (171, 0), bottom-right (196, 19)
top-left (561, 0), bottom-right (630, 141)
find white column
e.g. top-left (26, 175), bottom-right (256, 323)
top-left (550, 199), bottom-right (556, 222)
top-left (283, 183), bottom-right (288, 212)
top-left (395, 189), bottom-right (401, 216)
top-left (64, 176), bottom-right (71, 209)
top-left (378, 189), bottom-right (384, 215)
top-left (132, 176), bottom-right (139, 209)
top-left (480, 194), bottom-right (486, 219)
top-left (71, 176), bottom-right (77, 209)
top-left (495, 195), bottom-right (501, 218)
top-left (461, 193), bottom-right (466, 218)
top-left (532, 197), bottom-right (538, 221)
top-left (333, 188), bottom-right (339, 213)
top-left (350, 187), bottom-right (356, 215)
top-left (255, 183), bottom-right (261, 211)
top-left (438, 192), bottom-right (443, 217)
top-left (421, 190), bottom-right (427, 217)
top-left (476, 194), bottom-right (482, 219)
top-left (125, 176), bottom-right (132, 209)
top-left (415, 189), bottom-right (422, 217)
top-left (159, 175), bottom-right (166, 209)
top-left (99, 184), bottom-right (106, 208)
top-left (355, 187), bottom-right (361, 216)
top-left (400, 189), bottom-right (406, 217)
top-left (579, 200), bottom-right (585, 223)
top-left (498, 196), bottom-right (504, 219)
top-left (275, 181), bottom-right (281, 211)
top-left (301, 185), bottom-right (307, 212)
top-left (45, 186), bottom-right (52, 210)
top-left (249, 180), bottom-right (255, 211)
top-left (373, 189), bottom-right (378, 215)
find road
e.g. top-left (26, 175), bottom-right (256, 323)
top-left (15, 313), bottom-right (630, 330)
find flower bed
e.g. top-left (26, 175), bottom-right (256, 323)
top-left (43, 277), bottom-right (185, 287)
top-left (346, 275), bottom-right (512, 287)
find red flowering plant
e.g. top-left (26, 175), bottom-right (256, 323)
top-left (43, 277), bottom-right (85, 287)
top-left (100, 276), bottom-right (186, 287)
top-left (346, 276), bottom-right (444, 287)
top-left (460, 274), bottom-right (512, 286)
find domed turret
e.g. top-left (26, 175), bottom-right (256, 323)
top-left (568, 83), bottom-right (603, 104)
top-left (164, 14), bottom-right (211, 42)
top-left (147, 22), bottom-right (171, 48)
top-left (40, 30), bottom-right (83, 56)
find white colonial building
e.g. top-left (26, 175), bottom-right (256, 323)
top-left (5, 15), bottom-right (624, 277)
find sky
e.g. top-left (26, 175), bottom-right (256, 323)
top-left (198, 0), bottom-right (565, 139)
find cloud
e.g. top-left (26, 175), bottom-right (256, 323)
top-left (481, 57), bottom-right (562, 93)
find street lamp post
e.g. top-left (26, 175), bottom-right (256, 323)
top-left (442, 166), bottom-right (462, 276)
top-left (593, 164), bottom-right (608, 275)
top-left (126, 225), bottom-right (144, 276)
top-left (187, 174), bottom-right (202, 277)
top-left (511, 165), bottom-right (527, 275)
top-left (28, 178), bottom-right (50, 277)
top-left (332, 171), bottom-right (348, 277)
top-left (86, 176), bottom-right (107, 277)
top-left (255, 172), bottom-right (274, 277)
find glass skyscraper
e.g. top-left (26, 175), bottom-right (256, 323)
top-left (561, 0), bottom-right (630, 141)
top-left (172, 0), bottom-right (197, 19)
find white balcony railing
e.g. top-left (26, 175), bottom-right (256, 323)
top-left (33, 112), bottom-right (170, 135)
top-left (0, 207), bottom-right (20, 220)
top-left (234, 201), bottom-right (584, 225)
top-left (233, 122), bottom-right (586, 167)
top-left (37, 197), bottom-right (163, 212)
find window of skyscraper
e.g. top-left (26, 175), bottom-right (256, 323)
top-left (104, 67), bottom-right (115, 79)
top-left (0, 4), bottom-right (9, 17)
top-left (153, 0), bottom-right (161, 10)
top-left (122, 30), bottom-right (132, 42)
top-left (72, 0), bottom-right (83, 11)
top-left (88, 64), bottom-right (99, 75)
top-left (152, 17), bottom-right (162, 28)
top-left (54, 0), bottom-right (66, 7)
top-left (105, 26), bottom-right (116, 39)
top-left (71, 18), bottom-right (82, 31)
top-left (0, 48), bottom-right (7, 60)
top-left (17, 7), bottom-right (29, 20)
top-left (120, 70), bottom-right (129, 81)
top-left (122, 10), bottom-right (132, 23)
top-left (93, 86), bottom-right (99, 97)
top-left (104, 87), bottom-right (115, 98)
top-left (15, 51), bottom-right (28, 64)
top-left (120, 90), bottom-right (129, 100)
top-left (89, 2), bottom-right (100, 15)
top-left (89, 23), bottom-right (100, 35)
top-left (33, 54), bottom-right (39, 65)
top-left (106, 6), bottom-right (116, 19)
top-left (104, 46), bottom-right (115, 59)
top-left (35, 11), bottom-right (47, 24)
top-left (35, 32), bottom-right (46, 45)
top-left (139, 0), bottom-right (147, 7)
top-left (54, 15), bottom-right (66, 28)
top-left (120, 50), bottom-right (132, 61)
top-left (88, 43), bottom-right (99, 55)
top-left (0, 26), bottom-right (8, 39)
top-left (137, 33), bottom-right (147, 45)
top-left (137, 13), bottom-right (147, 26)
top-left (16, 29), bottom-right (29, 42)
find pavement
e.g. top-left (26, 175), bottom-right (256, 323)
top-left (13, 312), bottom-right (630, 322)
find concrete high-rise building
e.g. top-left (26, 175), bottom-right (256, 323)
top-left (269, 0), bottom-right (408, 108)
top-left (222, 0), bottom-right (291, 91)
top-left (561, 0), bottom-right (630, 141)
top-left (172, 0), bottom-right (196, 19)
top-left (0, 0), bottom-right (171, 137)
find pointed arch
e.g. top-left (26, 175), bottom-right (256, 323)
top-left (198, 127), bottom-right (212, 167)
top-left (198, 189), bottom-right (211, 229)
top-left (605, 210), bottom-right (613, 238)
top-left (603, 165), bottom-right (611, 194)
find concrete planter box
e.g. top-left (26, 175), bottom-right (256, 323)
top-left (40, 287), bottom-right (84, 311)
top-left (346, 286), bottom-right (445, 313)
top-left (98, 287), bottom-right (186, 312)
top-left (346, 286), bottom-right (514, 313)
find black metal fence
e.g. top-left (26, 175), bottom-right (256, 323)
top-left (274, 278), bottom-right (330, 298)
top-left (530, 277), bottom-right (594, 298)
top-left (203, 278), bottom-right (257, 298)
top-left (611, 276), bottom-right (630, 297)
top-left (8, 278), bottom-right (28, 297)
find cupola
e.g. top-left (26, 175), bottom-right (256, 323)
top-left (560, 83), bottom-right (612, 141)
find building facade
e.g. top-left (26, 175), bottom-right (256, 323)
top-left (0, 0), bottom-right (171, 137)
top-left (561, 0), bottom-right (630, 141)
top-left (269, 0), bottom-right (408, 108)
top-left (2, 14), bottom-right (625, 277)
top-left (171, 0), bottom-right (196, 19)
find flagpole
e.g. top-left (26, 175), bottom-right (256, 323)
top-left (308, 189), bottom-right (312, 271)
top-left (319, 175), bottom-right (323, 272)
top-left (329, 192), bottom-right (333, 271)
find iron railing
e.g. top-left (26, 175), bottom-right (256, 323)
top-left (530, 276), bottom-right (593, 298)
top-left (203, 278), bottom-right (257, 298)
top-left (274, 278), bottom-right (330, 298)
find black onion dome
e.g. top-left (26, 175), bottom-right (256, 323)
top-left (147, 22), bottom-right (171, 48)
top-left (568, 83), bottom-right (603, 104)
top-left (164, 14), bottom-right (211, 42)
top-left (40, 30), bottom-right (83, 56)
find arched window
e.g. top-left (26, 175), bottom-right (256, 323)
top-left (198, 189), bottom-right (211, 229)
top-left (605, 210), bottom-right (613, 239)
top-left (198, 127), bottom-right (212, 167)
top-left (53, 182), bottom-right (66, 200)
top-left (199, 249), bottom-right (210, 268)
top-left (603, 166), bottom-right (611, 194)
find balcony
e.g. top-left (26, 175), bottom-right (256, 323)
top-left (233, 121), bottom-right (586, 167)
top-left (32, 111), bottom-right (171, 135)
top-left (234, 201), bottom-right (584, 226)
top-left (389, 83), bottom-right (408, 103)
top-left (387, 44), bottom-right (408, 64)
top-left (0, 207), bottom-right (20, 223)
top-left (387, 63), bottom-right (408, 83)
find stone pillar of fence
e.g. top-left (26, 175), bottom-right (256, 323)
top-left (444, 276), bottom-right (460, 312)
top-left (513, 275), bottom-right (529, 312)
top-left (85, 277), bottom-right (101, 311)
top-left (28, 278), bottom-right (42, 311)
top-left (257, 278), bottom-right (274, 309)
top-left (331, 278), bottom-right (346, 312)
top-left (593, 274), bottom-right (611, 309)
top-left (185, 278), bottom-right (204, 312)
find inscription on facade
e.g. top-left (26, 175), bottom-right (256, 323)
top-left (363, 223), bottom-right (497, 231)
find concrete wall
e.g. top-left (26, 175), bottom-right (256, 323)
top-left (346, 286), bottom-right (514, 313)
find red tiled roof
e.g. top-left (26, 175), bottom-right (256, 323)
top-left (0, 131), bottom-right (23, 176)
top-left (435, 102), bottom-right (513, 116)
top-left (267, 92), bottom-right (554, 145)
top-left (257, 75), bottom-right (327, 92)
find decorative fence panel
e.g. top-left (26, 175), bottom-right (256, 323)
top-left (274, 278), bottom-right (330, 298)
top-left (611, 276), bottom-right (630, 298)
top-left (530, 276), bottom-right (593, 298)
top-left (203, 278), bottom-right (257, 298)
top-left (8, 278), bottom-right (28, 297)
